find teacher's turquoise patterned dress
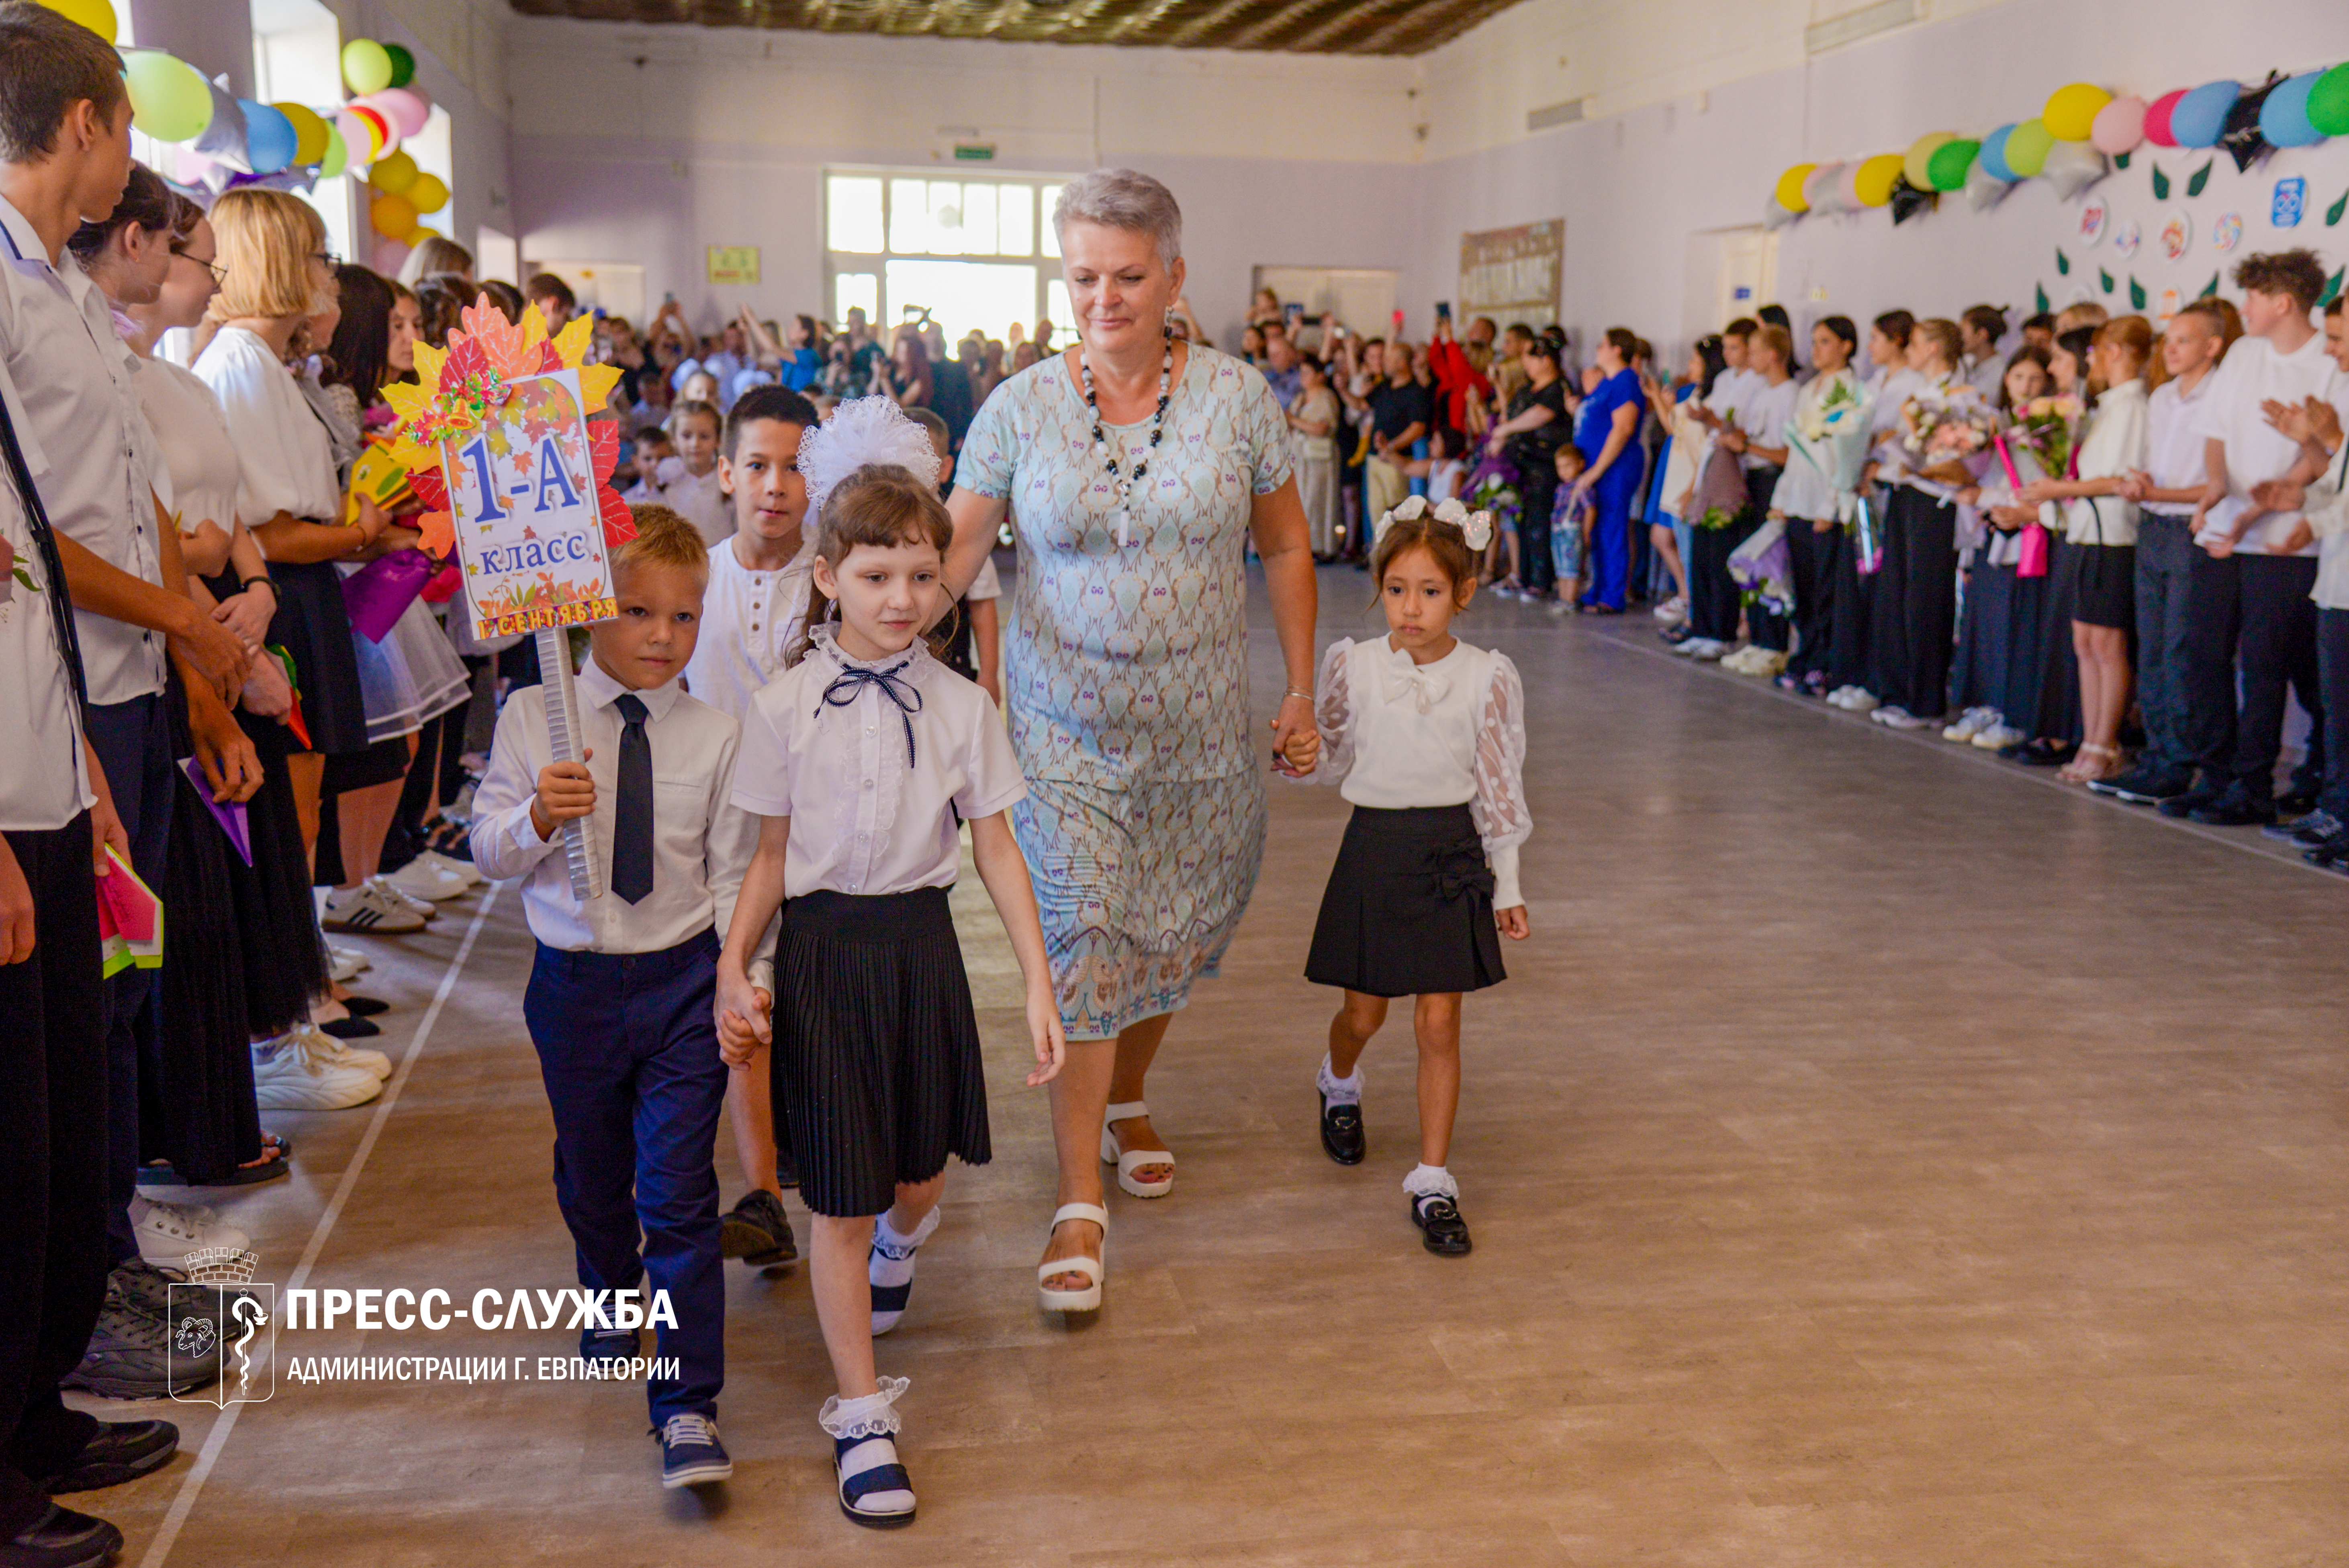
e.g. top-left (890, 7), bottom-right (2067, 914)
top-left (958, 344), bottom-right (1293, 1037)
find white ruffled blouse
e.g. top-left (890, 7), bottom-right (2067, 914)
top-left (1304, 635), bottom-right (1531, 909)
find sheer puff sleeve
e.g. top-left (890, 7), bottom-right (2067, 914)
top-left (1299, 638), bottom-right (1357, 787)
top-left (1471, 651), bottom-right (1531, 908)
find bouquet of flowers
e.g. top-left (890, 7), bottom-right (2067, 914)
top-left (1464, 453), bottom-right (1520, 535)
top-left (2000, 393), bottom-right (2086, 480)
top-left (1899, 388), bottom-right (1997, 486)
top-left (1794, 376), bottom-right (1864, 442)
top-left (1787, 378), bottom-right (1874, 506)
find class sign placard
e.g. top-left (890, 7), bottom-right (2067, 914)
top-left (439, 368), bottom-right (617, 639)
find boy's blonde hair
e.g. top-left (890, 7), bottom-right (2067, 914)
top-left (612, 505), bottom-right (711, 586)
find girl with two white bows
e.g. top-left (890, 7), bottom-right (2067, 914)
top-left (1295, 495), bottom-right (1533, 1257)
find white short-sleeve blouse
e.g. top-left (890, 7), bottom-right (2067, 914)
top-left (191, 325), bottom-right (340, 527)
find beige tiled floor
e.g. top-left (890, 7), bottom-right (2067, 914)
top-left (82, 573), bottom-right (2349, 1564)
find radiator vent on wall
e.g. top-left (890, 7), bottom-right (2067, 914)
top-left (1527, 96), bottom-right (1589, 133)
top-left (1804, 0), bottom-right (1920, 55)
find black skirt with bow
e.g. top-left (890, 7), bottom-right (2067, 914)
top-left (1305, 803), bottom-right (1507, 998)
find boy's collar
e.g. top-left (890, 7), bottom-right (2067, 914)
top-left (579, 650), bottom-right (684, 719)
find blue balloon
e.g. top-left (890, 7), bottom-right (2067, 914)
top-left (2169, 80), bottom-right (2239, 148)
top-left (1978, 123), bottom-right (2019, 182)
top-left (238, 99), bottom-right (297, 173)
top-left (2260, 71), bottom-right (2325, 148)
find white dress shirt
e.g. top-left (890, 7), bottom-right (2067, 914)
top-left (2057, 378), bottom-right (2149, 546)
top-left (136, 357), bottom-right (247, 541)
top-left (2194, 329), bottom-right (2343, 557)
top-left (0, 361), bottom-right (92, 832)
top-left (0, 196), bottom-right (168, 706)
top-left (730, 624), bottom-right (1026, 900)
top-left (469, 653), bottom-right (751, 954)
top-left (1770, 368), bottom-right (1864, 521)
top-left (1305, 636), bottom-right (1532, 910)
top-left (192, 327), bottom-right (341, 527)
top-left (681, 533), bottom-right (816, 720)
top-left (2300, 425), bottom-right (2349, 611)
top-left (1736, 373), bottom-right (1802, 472)
top-left (2140, 371), bottom-right (2214, 519)
top-left (644, 456), bottom-right (733, 546)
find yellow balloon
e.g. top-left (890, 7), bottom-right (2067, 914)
top-left (407, 226), bottom-right (442, 248)
top-left (274, 102), bottom-right (328, 166)
top-left (370, 148), bottom-right (417, 195)
top-left (369, 192), bottom-right (417, 242)
top-left (2043, 82), bottom-right (2112, 142)
top-left (1903, 131), bottom-right (1955, 192)
top-left (405, 173), bottom-right (448, 216)
top-left (1852, 152), bottom-right (1905, 207)
top-left (37, 0), bottom-right (116, 41)
top-left (1774, 163), bottom-right (1817, 213)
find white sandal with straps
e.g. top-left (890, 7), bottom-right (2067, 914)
top-left (1099, 1101), bottom-right (1176, 1198)
top-left (1036, 1202), bottom-right (1107, 1314)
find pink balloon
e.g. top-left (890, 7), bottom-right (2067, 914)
top-left (1839, 161), bottom-right (1868, 209)
top-left (372, 237), bottom-right (412, 275)
top-left (2089, 94), bottom-right (2147, 155)
top-left (370, 88), bottom-right (428, 139)
top-left (1802, 162), bottom-right (1849, 214)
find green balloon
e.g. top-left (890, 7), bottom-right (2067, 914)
top-left (318, 123), bottom-right (348, 179)
top-left (1926, 137), bottom-right (1979, 192)
top-left (2005, 117), bottom-right (2055, 178)
top-left (123, 49), bottom-right (213, 143)
top-left (384, 43), bottom-right (416, 89)
top-left (342, 38), bottom-right (392, 95)
top-left (2307, 62), bottom-right (2349, 138)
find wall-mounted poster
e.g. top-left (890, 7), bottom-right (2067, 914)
top-left (1459, 220), bottom-right (1564, 324)
top-left (706, 245), bottom-right (762, 286)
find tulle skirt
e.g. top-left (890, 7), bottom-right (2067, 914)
top-left (345, 585), bottom-right (471, 744)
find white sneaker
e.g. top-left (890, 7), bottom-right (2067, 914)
top-left (1941, 706), bottom-right (1998, 742)
top-left (328, 944), bottom-right (369, 982)
top-left (133, 1200), bottom-right (251, 1267)
top-left (321, 881), bottom-right (427, 935)
top-left (369, 876), bottom-right (441, 921)
top-left (1972, 722), bottom-right (2025, 750)
top-left (1735, 648), bottom-right (1786, 678)
top-left (416, 849), bottom-right (482, 889)
top-left (1687, 638), bottom-right (1728, 662)
top-left (380, 858), bottom-right (467, 903)
top-left (1839, 689), bottom-right (1883, 713)
top-left (251, 1030), bottom-right (384, 1110)
top-left (1652, 595), bottom-right (1687, 623)
top-left (1873, 706), bottom-right (1935, 730)
top-left (306, 1026), bottom-right (392, 1081)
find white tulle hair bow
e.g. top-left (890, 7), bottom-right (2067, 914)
top-left (1372, 492), bottom-right (1495, 553)
top-left (795, 396), bottom-right (943, 520)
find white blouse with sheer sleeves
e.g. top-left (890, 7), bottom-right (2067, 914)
top-left (1306, 635), bottom-right (1531, 909)
top-left (191, 325), bottom-right (341, 526)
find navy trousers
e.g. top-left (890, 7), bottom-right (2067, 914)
top-left (2132, 515), bottom-right (2201, 784)
top-left (2232, 555), bottom-right (2324, 804)
top-left (523, 927), bottom-right (728, 1424)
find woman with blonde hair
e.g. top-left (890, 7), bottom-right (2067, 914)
top-left (397, 233), bottom-right (473, 288)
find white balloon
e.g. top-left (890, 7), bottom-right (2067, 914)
top-left (1964, 159), bottom-right (2013, 212)
top-left (1763, 196), bottom-right (1799, 231)
top-left (2042, 140), bottom-right (2109, 202)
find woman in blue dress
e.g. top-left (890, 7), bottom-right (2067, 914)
top-left (1570, 328), bottom-right (1649, 611)
top-left (946, 170), bottom-right (1323, 1312)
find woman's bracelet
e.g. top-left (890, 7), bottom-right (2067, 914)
top-left (240, 575), bottom-right (277, 601)
top-left (1283, 686), bottom-right (1313, 702)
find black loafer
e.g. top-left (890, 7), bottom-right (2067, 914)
top-left (43, 1419), bottom-right (178, 1494)
top-left (1319, 1094), bottom-right (1365, 1166)
top-left (720, 1189), bottom-right (797, 1265)
top-left (2277, 787), bottom-right (2321, 817)
top-left (2190, 794), bottom-right (2276, 828)
top-left (316, 1015), bottom-right (380, 1040)
top-left (2002, 737), bottom-right (2075, 767)
top-left (1409, 1194), bottom-right (1473, 1256)
top-left (6, 1503), bottom-right (122, 1568)
top-left (2157, 784), bottom-right (2226, 819)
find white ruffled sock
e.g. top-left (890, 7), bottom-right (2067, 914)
top-left (1317, 1055), bottom-right (1364, 1106)
top-left (1402, 1163), bottom-right (1458, 1202)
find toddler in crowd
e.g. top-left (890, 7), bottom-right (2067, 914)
top-left (1550, 445), bottom-right (1592, 609)
top-left (714, 401), bottom-right (1065, 1527)
top-left (469, 506), bottom-right (748, 1492)
top-left (1295, 496), bottom-right (1533, 1257)
top-left (635, 398), bottom-right (732, 546)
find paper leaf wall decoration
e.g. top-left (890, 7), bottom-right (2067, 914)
top-left (2322, 268), bottom-right (2345, 308)
top-left (2187, 161), bottom-right (2212, 198)
top-left (2198, 272), bottom-right (2220, 298)
top-left (2115, 151), bottom-right (2130, 170)
top-left (2152, 164), bottom-right (2170, 200)
top-left (2329, 187), bottom-right (2347, 226)
top-left (2056, 248), bottom-right (2071, 275)
top-left (2035, 282), bottom-right (2050, 313)
top-left (2100, 266), bottom-right (2115, 294)
top-left (2128, 276), bottom-right (2147, 309)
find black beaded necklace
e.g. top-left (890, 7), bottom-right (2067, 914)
top-left (1078, 325), bottom-right (1173, 547)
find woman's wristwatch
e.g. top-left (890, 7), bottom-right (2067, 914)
top-left (240, 574), bottom-right (278, 601)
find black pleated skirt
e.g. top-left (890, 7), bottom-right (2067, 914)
top-left (773, 887), bottom-right (992, 1218)
top-left (2064, 541), bottom-right (2137, 630)
top-left (231, 707), bottom-right (329, 1036)
top-left (266, 558), bottom-right (370, 756)
top-left (1305, 804), bottom-right (1507, 999)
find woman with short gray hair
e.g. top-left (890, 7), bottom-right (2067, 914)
top-left (945, 168), bottom-right (1322, 1315)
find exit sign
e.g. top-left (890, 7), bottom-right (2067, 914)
top-left (953, 143), bottom-right (996, 161)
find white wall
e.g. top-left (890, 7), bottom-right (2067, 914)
top-left (1413, 0), bottom-right (2349, 358)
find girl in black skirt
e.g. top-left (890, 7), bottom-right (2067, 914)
top-left (1298, 497), bottom-right (1533, 1257)
top-left (716, 419), bottom-right (1064, 1528)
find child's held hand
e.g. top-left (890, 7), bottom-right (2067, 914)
top-left (529, 751), bottom-right (595, 842)
top-left (1280, 725), bottom-right (1320, 775)
top-left (1496, 905), bottom-right (1531, 941)
top-left (713, 965), bottom-right (772, 1067)
top-left (1023, 982), bottom-right (1067, 1088)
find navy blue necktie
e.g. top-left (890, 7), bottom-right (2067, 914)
top-left (611, 693), bottom-right (654, 905)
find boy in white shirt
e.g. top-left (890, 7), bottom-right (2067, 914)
top-left (906, 407), bottom-right (1003, 701)
top-left (2172, 251), bottom-right (2341, 826)
top-left (679, 384), bottom-right (821, 1269)
top-left (468, 507), bottom-right (748, 1492)
top-left (643, 399), bottom-right (731, 546)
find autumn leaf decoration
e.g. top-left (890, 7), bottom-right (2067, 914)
top-left (383, 302), bottom-right (634, 554)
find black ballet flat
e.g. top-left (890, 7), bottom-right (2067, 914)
top-left (1410, 1193), bottom-right (1472, 1256)
top-left (1319, 1093), bottom-right (1365, 1166)
top-left (339, 996), bottom-right (390, 1018)
top-left (317, 1016), bottom-right (380, 1040)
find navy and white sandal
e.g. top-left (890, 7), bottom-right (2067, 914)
top-left (820, 1378), bottom-right (916, 1528)
top-left (869, 1206), bottom-right (942, 1335)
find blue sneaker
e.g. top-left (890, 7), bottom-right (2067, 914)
top-left (582, 1326), bottom-right (637, 1366)
top-left (656, 1413), bottom-right (732, 1489)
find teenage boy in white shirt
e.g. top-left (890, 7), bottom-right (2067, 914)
top-left (679, 384), bottom-right (821, 1269)
top-left (470, 506), bottom-right (750, 1492)
top-left (2100, 300), bottom-right (2232, 805)
top-left (2170, 251), bottom-right (2341, 826)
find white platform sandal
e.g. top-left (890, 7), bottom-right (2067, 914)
top-left (1036, 1202), bottom-right (1107, 1314)
top-left (1099, 1101), bottom-right (1176, 1198)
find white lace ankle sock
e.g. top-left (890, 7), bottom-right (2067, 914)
top-left (1317, 1054), bottom-right (1364, 1106)
top-left (1402, 1163), bottom-right (1458, 1202)
top-left (870, 1205), bottom-right (942, 1291)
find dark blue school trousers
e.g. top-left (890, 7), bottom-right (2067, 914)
top-left (523, 926), bottom-right (727, 1425)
